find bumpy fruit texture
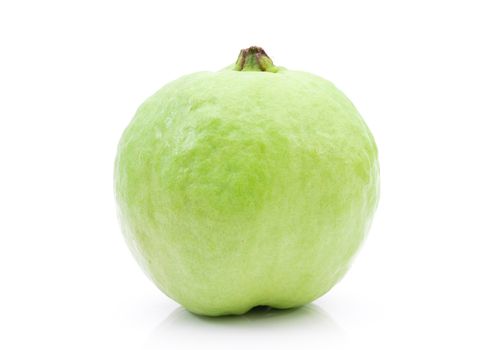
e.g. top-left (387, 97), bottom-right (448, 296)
top-left (115, 56), bottom-right (379, 316)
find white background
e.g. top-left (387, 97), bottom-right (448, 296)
top-left (1, 1), bottom-right (490, 349)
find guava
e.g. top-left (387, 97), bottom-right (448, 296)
top-left (114, 47), bottom-right (379, 316)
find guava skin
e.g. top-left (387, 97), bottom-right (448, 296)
top-left (114, 54), bottom-right (379, 316)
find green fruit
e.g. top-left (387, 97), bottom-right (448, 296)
top-left (114, 47), bottom-right (379, 316)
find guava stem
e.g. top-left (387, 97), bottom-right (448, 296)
top-left (234, 46), bottom-right (278, 73)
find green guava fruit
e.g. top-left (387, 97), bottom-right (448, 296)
top-left (114, 47), bottom-right (379, 316)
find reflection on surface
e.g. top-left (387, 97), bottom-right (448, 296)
top-left (144, 303), bottom-right (344, 350)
